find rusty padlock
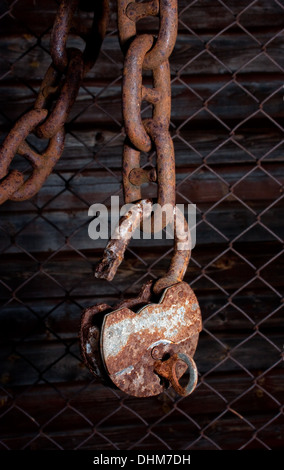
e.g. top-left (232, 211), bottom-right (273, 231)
top-left (80, 200), bottom-right (202, 397)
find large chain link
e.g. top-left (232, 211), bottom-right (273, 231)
top-left (0, 0), bottom-right (109, 205)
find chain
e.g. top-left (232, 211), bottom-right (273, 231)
top-left (83, 1), bottom-right (201, 398)
top-left (0, 0), bottom-right (109, 205)
top-left (94, 0), bottom-right (190, 294)
top-left (118, 0), bottom-right (178, 229)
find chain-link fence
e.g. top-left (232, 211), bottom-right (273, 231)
top-left (0, 0), bottom-right (283, 450)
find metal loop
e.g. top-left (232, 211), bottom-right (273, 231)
top-left (10, 127), bottom-right (65, 202)
top-left (143, 0), bottom-right (178, 70)
top-left (142, 121), bottom-right (175, 210)
top-left (152, 205), bottom-right (191, 294)
top-left (154, 353), bottom-right (198, 397)
top-left (36, 49), bottom-right (84, 140)
top-left (123, 125), bottom-right (176, 234)
top-left (0, 110), bottom-right (65, 203)
top-left (94, 199), bottom-right (191, 294)
top-left (0, 0), bottom-right (108, 206)
top-left (0, 109), bottom-right (48, 180)
top-left (50, 0), bottom-right (79, 72)
top-left (51, 0), bottom-right (109, 74)
top-left (123, 34), bottom-right (154, 153)
top-left (118, 0), bottom-right (178, 69)
top-left (177, 353), bottom-right (198, 396)
top-left (123, 35), bottom-right (171, 153)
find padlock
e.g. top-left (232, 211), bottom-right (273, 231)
top-left (80, 200), bottom-right (202, 397)
top-left (80, 281), bottom-right (201, 397)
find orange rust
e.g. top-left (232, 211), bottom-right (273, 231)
top-left (100, 282), bottom-right (202, 397)
top-left (0, 0), bottom-right (109, 205)
top-left (154, 353), bottom-right (198, 397)
top-left (79, 0), bottom-right (202, 399)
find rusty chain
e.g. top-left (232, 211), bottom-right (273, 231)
top-left (95, 0), bottom-right (189, 294)
top-left (88, 0), bottom-right (202, 398)
top-left (120, 0), bottom-right (177, 213)
top-left (0, 0), bottom-right (109, 205)
top-left (1, 0), bottom-right (200, 398)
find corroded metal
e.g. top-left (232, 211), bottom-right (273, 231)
top-left (80, 281), bottom-right (153, 384)
top-left (80, 302), bottom-right (112, 384)
top-left (95, 199), bottom-right (152, 281)
top-left (0, 0), bottom-right (109, 205)
top-left (0, 109), bottom-right (48, 180)
top-left (95, 200), bottom-right (191, 294)
top-left (50, 0), bottom-right (79, 72)
top-left (80, 0), bottom-right (202, 399)
top-left (11, 128), bottom-right (65, 201)
top-left (36, 49), bottom-right (84, 140)
top-left (154, 353), bottom-right (198, 397)
top-left (120, 1), bottom-right (176, 225)
top-left (51, 0), bottom-right (109, 74)
top-left (101, 282), bottom-right (202, 397)
top-left (118, 0), bottom-right (178, 69)
top-left (126, 0), bottom-right (159, 23)
top-left (123, 34), bottom-right (154, 153)
top-left (128, 167), bottom-right (157, 186)
top-left (122, 143), bottom-right (142, 203)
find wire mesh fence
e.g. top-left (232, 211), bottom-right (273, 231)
top-left (0, 0), bottom-right (283, 450)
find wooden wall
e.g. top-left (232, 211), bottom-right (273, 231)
top-left (0, 0), bottom-right (283, 450)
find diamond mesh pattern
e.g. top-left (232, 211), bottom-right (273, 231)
top-left (0, 0), bottom-right (283, 450)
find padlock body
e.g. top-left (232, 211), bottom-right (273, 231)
top-left (100, 282), bottom-right (202, 397)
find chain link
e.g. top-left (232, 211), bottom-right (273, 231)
top-left (0, 0), bottom-right (109, 204)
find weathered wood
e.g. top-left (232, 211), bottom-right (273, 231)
top-left (0, 204), bottom-right (283, 258)
top-left (0, 71), bottom-right (283, 128)
top-left (0, 160), bottom-right (283, 212)
top-left (0, 370), bottom-right (283, 450)
top-left (0, 283), bottom-right (282, 343)
top-left (0, 323), bottom-right (282, 387)
top-left (0, 126), bottom-right (282, 178)
top-left (1, 32), bottom-right (283, 84)
top-left (1, 0), bottom-right (283, 35)
top-left (4, 371), bottom-right (283, 426)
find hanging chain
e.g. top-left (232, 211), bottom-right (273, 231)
top-left (119, 0), bottom-right (178, 215)
top-left (81, 1), bottom-right (202, 398)
top-left (0, 0), bottom-right (109, 205)
top-left (95, 0), bottom-right (190, 294)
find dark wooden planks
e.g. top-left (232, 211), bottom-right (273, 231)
top-left (0, 127), bottom-right (283, 176)
top-left (0, 36), bottom-right (283, 124)
top-left (0, 370), bottom-right (283, 450)
top-left (1, 0), bottom-right (284, 35)
top-left (0, 243), bottom-right (283, 343)
top-left (0, 330), bottom-right (282, 385)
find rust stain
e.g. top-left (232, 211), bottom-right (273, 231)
top-left (101, 282), bottom-right (202, 397)
top-left (0, 0), bottom-right (109, 205)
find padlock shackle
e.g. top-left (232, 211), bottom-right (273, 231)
top-left (94, 199), bottom-right (191, 293)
